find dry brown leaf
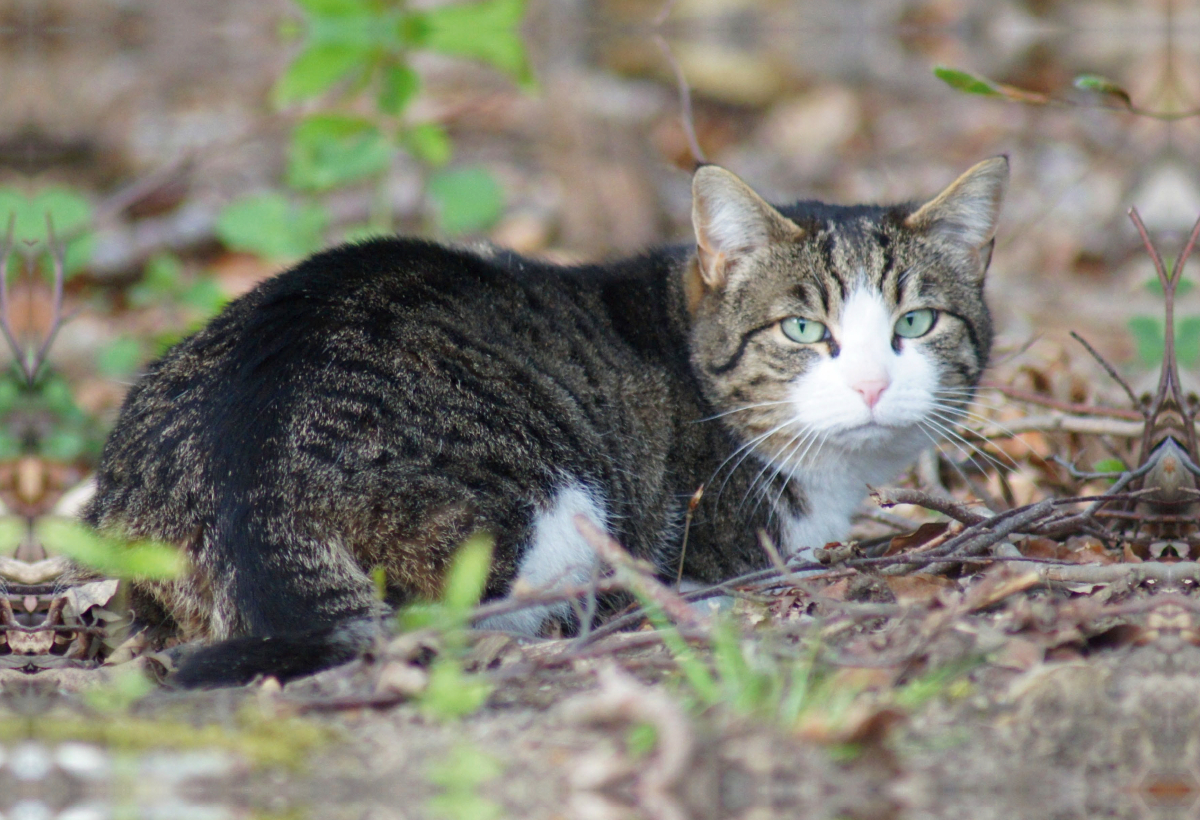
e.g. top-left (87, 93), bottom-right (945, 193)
top-left (884, 522), bottom-right (951, 556)
top-left (1063, 536), bottom-right (1117, 564)
top-left (991, 637), bottom-right (1044, 671)
top-left (62, 579), bottom-right (120, 621)
top-left (884, 575), bottom-right (957, 606)
top-left (964, 566), bottom-right (1041, 611)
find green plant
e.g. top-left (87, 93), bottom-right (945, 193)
top-left (218, 0), bottom-right (531, 261)
top-left (35, 518), bottom-right (183, 580)
top-left (399, 532), bottom-right (495, 719)
top-left (426, 744), bottom-right (504, 820)
top-left (642, 596), bottom-right (974, 737)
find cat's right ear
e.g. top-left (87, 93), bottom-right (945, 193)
top-left (691, 166), bottom-right (802, 293)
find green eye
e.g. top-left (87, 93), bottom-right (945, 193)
top-left (894, 309), bottom-right (937, 339)
top-left (780, 317), bottom-right (827, 344)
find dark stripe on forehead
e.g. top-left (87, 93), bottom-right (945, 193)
top-left (813, 273), bottom-right (830, 314)
top-left (819, 232), bottom-right (848, 301)
top-left (874, 230), bottom-right (897, 300)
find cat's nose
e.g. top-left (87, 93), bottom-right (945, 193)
top-left (853, 379), bottom-right (890, 409)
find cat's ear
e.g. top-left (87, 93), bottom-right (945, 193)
top-left (905, 156), bottom-right (1009, 250)
top-left (691, 165), bottom-right (802, 291)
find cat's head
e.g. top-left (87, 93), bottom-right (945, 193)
top-left (685, 158), bottom-right (1007, 473)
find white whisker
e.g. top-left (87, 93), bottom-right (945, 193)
top-left (694, 400), bottom-right (792, 423)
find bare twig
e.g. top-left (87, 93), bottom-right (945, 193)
top-left (1069, 330), bottom-right (1141, 411)
top-left (563, 664), bottom-right (695, 820)
top-left (872, 488), bottom-right (991, 526)
top-left (675, 484), bottom-right (703, 588)
top-left (980, 383), bottom-right (1144, 421)
top-left (960, 413), bottom-right (1146, 440)
top-left (30, 217), bottom-right (68, 386)
top-left (0, 215), bottom-right (24, 371)
top-left (575, 515), bottom-right (707, 630)
top-left (653, 35), bottom-right (706, 166)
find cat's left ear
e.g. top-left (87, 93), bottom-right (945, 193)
top-left (905, 156), bottom-right (1009, 252)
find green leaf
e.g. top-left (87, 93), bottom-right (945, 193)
top-left (426, 745), bottom-right (503, 818)
top-left (1178, 316), bottom-right (1200, 367)
top-left (40, 430), bottom-right (87, 461)
top-left (0, 517), bottom-right (24, 553)
top-left (404, 123), bottom-right (453, 166)
top-left (275, 43), bottom-right (374, 105)
top-left (1073, 74), bottom-right (1132, 108)
top-left (1146, 275), bottom-right (1194, 297)
top-left (421, 658), bottom-right (493, 719)
top-left (442, 532), bottom-right (494, 615)
top-left (293, 0), bottom-right (371, 17)
top-left (378, 63), bottom-right (420, 115)
top-left (427, 166), bottom-right (504, 235)
top-left (933, 66), bottom-right (1002, 97)
top-left (625, 722), bottom-right (658, 760)
top-left (341, 224), bottom-right (391, 244)
top-left (179, 276), bottom-right (228, 318)
top-left (287, 115), bottom-right (393, 190)
top-left (417, 0), bottom-right (530, 84)
top-left (1091, 458), bottom-right (1127, 474)
top-left (96, 337), bottom-right (145, 378)
top-left (84, 666), bottom-right (157, 713)
top-left (129, 254), bottom-right (184, 308)
top-left (427, 745), bottom-right (503, 789)
top-left (1128, 315), bottom-right (1163, 367)
top-left (216, 193), bottom-right (328, 260)
top-left (0, 186), bottom-right (93, 275)
top-left (37, 518), bottom-right (185, 580)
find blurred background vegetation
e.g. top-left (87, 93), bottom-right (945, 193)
top-left (0, 0), bottom-right (1196, 566)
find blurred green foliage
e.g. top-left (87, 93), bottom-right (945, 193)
top-left (642, 595), bottom-right (973, 736)
top-left (218, 0), bottom-right (530, 259)
top-left (427, 744), bottom-right (504, 820)
top-left (36, 517), bottom-right (184, 580)
top-left (0, 187), bottom-right (93, 275)
top-left (399, 533), bottom-right (495, 719)
top-left (0, 370), bottom-right (106, 462)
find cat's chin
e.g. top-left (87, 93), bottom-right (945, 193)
top-left (827, 420), bottom-right (924, 453)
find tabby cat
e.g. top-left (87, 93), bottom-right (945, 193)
top-left (83, 157), bottom-right (1007, 686)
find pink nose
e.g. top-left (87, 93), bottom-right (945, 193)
top-left (853, 379), bottom-right (890, 409)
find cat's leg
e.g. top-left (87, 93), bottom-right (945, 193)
top-left (475, 482), bottom-right (606, 635)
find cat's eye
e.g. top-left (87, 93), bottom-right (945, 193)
top-left (894, 309), bottom-right (937, 339)
top-left (780, 317), bottom-right (827, 344)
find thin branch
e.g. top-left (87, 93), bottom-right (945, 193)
top-left (653, 35), bottom-right (706, 166)
top-left (575, 515), bottom-right (708, 630)
top-left (872, 487), bottom-right (991, 526)
top-left (31, 216), bottom-right (68, 386)
top-left (980, 383), bottom-right (1143, 420)
top-left (958, 412), bottom-right (1146, 440)
top-left (1068, 330), bottom-right (1142, 412)
top-left (675, 483), bottom-right (703, 588)
top-left (0, 215), bottom-right (24, 374)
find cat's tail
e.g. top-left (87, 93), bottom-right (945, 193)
top-left (169, 619), bottom-right (379, 688)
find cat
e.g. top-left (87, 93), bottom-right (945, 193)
top-left (82, 157), bottom-right (1007, 687)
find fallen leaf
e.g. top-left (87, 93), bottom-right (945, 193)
top-left (991, 637), bottom-right (1044, 671)
top-left (62, 579), bottom-right (120, 621)
top-left (965, 566), bottom-right (1041, 611)
top-left (884, 522), bottom-right (951, 556)
top-left (884, 575), bottom-right (957, 606)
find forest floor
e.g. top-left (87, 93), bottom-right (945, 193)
top-left (4, 0), bottom-right (1200, 817)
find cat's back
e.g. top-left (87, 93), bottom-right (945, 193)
top-left (85, 238), bottom-right (674, 541)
